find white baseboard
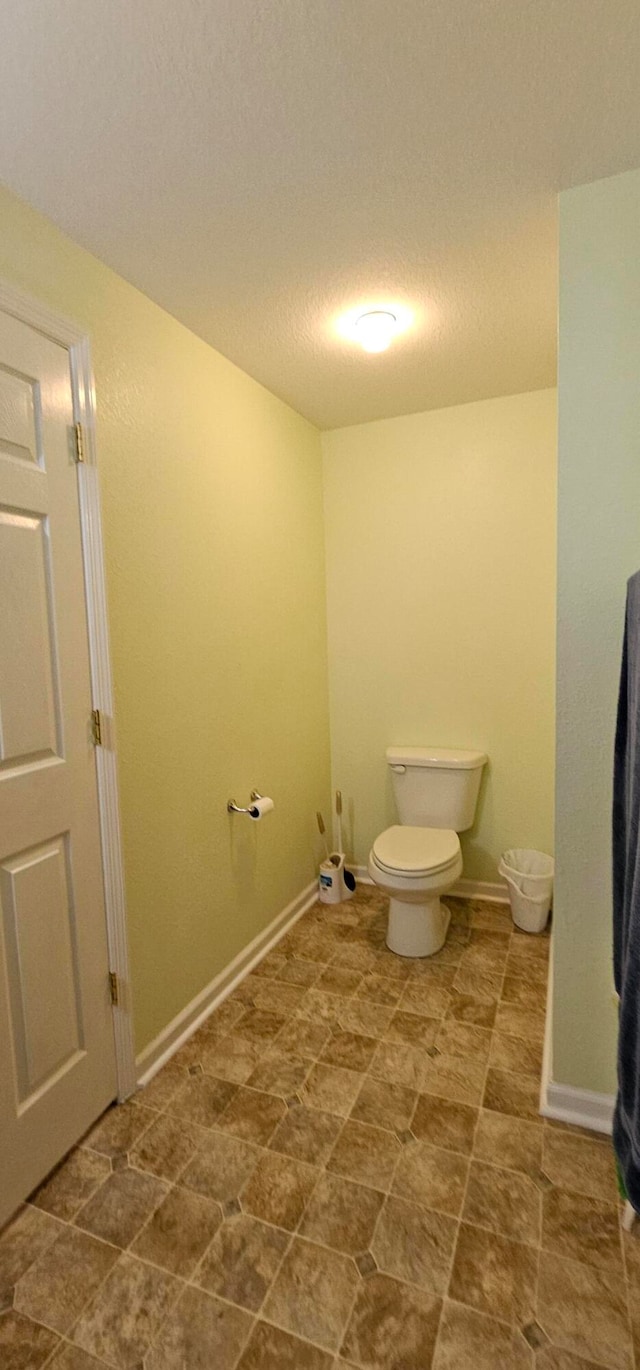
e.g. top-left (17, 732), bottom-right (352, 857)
top-left (136, 880), bottom-right (317, 1087)
top-left (449, 877), bottom-right (509, 904)
top-left (539, 948), bottom-right (614, 1136)
top-left (541, 1079), bottom-right (614, 1136)
top-left (352, 865), bottom-right (509, 904)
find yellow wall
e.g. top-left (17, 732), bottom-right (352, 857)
top-left (554, 167), bottom-right (640, 1095)
top-left (322, 390), bottom-right (557, 880)
top-left (0, 185), bottom-right (330, 1054)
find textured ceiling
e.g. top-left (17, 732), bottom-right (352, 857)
top-left (0, 1), bottom-right (639, 429)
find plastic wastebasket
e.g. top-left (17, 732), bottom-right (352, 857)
top-left (498, 848), bottom-right (554, 933)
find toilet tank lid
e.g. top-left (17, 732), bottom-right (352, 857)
top-left (386, 746), bottom-right (488, 770)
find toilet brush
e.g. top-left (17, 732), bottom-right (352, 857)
top-left (316, 811), bottom-right (331, 862)
top-left (336, 791), bottom-right (357, 893)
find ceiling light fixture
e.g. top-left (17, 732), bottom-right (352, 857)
top-left (353, 309), bottom-right (398, 353)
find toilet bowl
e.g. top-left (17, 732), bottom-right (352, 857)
top-left (368, 745), bottom-right (487, 958)
top-left (368, 825), bottom-right (463, 957)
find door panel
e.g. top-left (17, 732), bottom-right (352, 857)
top-left (1, 835), bottom-right (83, 1104)
top-left (0, 510), bottom-right (60, 765)
top-left (0, 310), bottom-right (116, 1225)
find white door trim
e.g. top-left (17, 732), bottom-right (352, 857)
top-left (0, 278), bottom-right (136, 1101)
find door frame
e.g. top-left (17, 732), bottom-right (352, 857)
top-left (0, 278), bottom-right (136, 1101)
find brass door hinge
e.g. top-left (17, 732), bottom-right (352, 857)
top-left (74, 422), bottom-right (85, 463)
top-left (108, 971), bottom-right (119, 1007)
top-left (91, 709), bottom-right (102, 746)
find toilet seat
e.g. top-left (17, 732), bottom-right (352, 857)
top-left (372, 825), bottom-right (460, 877)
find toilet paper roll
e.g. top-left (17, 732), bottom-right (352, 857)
top-left (248, 796), bottom-right (274, 821)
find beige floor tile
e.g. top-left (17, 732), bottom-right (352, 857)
top-left (392, 1138), bottom-right (469, 1216)
top-left (501, 975), bottom-right (547, 1011)
top-left (436, 1020), bottom-right (492, 1061)
top-left (489, 1032), bottom-right (544, 1078)
top-left (250, 950), bottom-right (288, 979)
top-left (541, 1188), bottom-right (623, 1273)
top-left (128, 1113), bottom-right (204, 1182)
top-left (341, 1271), bottom-right (442, 1369)
top-left (356, 972), bottom-right (404, 1006)
top-left (274, 1018), bottom-right (332, 1059)
top-left (506, 951), bottom-right (549, 984)
top-left (0, 1308), bottom-right (60, 1368)
top-left (542, 1131), bottom-right (619, 1204)
top-left (350, 1077), bottom-right (417, 1133)
top-left (215, 1086), bottom-right (287, 1145)
top-left (315, 966), bottom-right (364, 995)
top-left (510, 930), bottom-right (550, 961)
top-left (30, 1150), bottom-right (111, 1223)
top-left (337, 999), bottom-right (395, 1039)
top-left (197, 1212), bottom-right (289, 1311)
top-left (240, 1149), bottom-right (320, 1230)
top-left (327, 1119), bottom-right (402, 1191)
top-left (75, 1166), bottom-right (168, 1248)
top-left (483, 1067), bottom-right (541, 1121)
top-left (130, 1184), bottom-right (222, 1276)
top-left (82, 1101), bottom-right (156, 1159)
top-left (407, 960), bottom-right (456, 987)
top-left (452, 966), bottom-right (502, 999)
top-left (72, 1252), bottom-right (179, 1365)
top-left (246, 1049), bottom-right (312, 1096)
top-left (535, 1349), bottom-right (607, 1369)
top-left (319, 1030), bottom-right (378, 1073)
top-left (269, 1103), bottom-right (343, 1165)
top-left (200, 1033), bottom-right (268, 1083)
top-left (494, 1002), bottom-right (546, 1042)
top-left (180, 1131), bottom-right (261, 1203)
top-left (433, 1300), bottom-right (534, 1369)
top-left (234, 1008), bottom-right (288, 1043)
top-left (250, 981), bottom-right (307, 1015)
top-left (137, 1064), bottom-right (189, 1112)
top-left (204, 999), bottom-right (248, 1037)
top-left (444, 993), bottom-right (497, 1029)
top-left (145, 1283), bottom-right (252, 1369)
top-left (369, 1041), bottom-right (426, 1090)
top-left (47, 1343), bottom-right (108, 1367)
top-left (235, 1319), bottom-right (334, 1369)
top-left (448, 1222), bottom-right (537, 1323)
top-left (411, 1095), bottom-right (478, 1155)
top-left (371, 1195), bottom-right (457, 1293)
top-left (0, 1205), bottom-right (63, 1295)
top-left (462, 1160), bottom-right (541, 1245)
top-left (299, 1064), bottom-right (363, 1117)
top-left (473, 1109), bottom-right (543, 1175)
top-left (164, 1073), bottom-right (237, 1127)
top-left (275, 957), bottom-right (324, 988)
top-left (14, 1226), bottom-right (118, 1335)
top-left (399, 981), bottom-right (453, 1018)
top-left (384, 1010), bottom-right (440, 1048)
top-left (299, 1172), bottom-right (384, 1255)
top-left (263, 1236), bottom-right (359, 1351)
top-left (537, 1252), bottom-right (632, 1369)
top-left (421, 1053), bottom-right (486, 1105)
top-left (297, 990), bottom-right (345, 1028)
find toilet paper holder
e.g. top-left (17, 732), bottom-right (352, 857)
top-left (227, 790), bottom-right (264, 816)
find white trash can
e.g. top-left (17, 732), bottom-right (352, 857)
top-left (498, 849), bottom-right (554, 933)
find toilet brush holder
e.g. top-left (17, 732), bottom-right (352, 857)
top-left (319, 852), bottom-right (347, 904)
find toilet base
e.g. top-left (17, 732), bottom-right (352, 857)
top-left (386, 895), bottom-right (452, 958)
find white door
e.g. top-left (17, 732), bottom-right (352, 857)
top-left (0, 309), bottom-right (117, 1226)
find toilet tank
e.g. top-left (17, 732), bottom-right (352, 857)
top-left (387, 746), bottom-right (487, 831)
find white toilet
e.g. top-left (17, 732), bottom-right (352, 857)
top-left (368, 747), bottom-right (488, 957)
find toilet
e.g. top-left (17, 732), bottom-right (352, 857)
top-left (368, 747), bottom-right (488, 957)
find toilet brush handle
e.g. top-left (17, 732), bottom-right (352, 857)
top-left (316, 811), bottom-right (330, 861)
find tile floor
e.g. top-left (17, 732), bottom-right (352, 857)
top-left (1, 888), bottom-right (636, 1369)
